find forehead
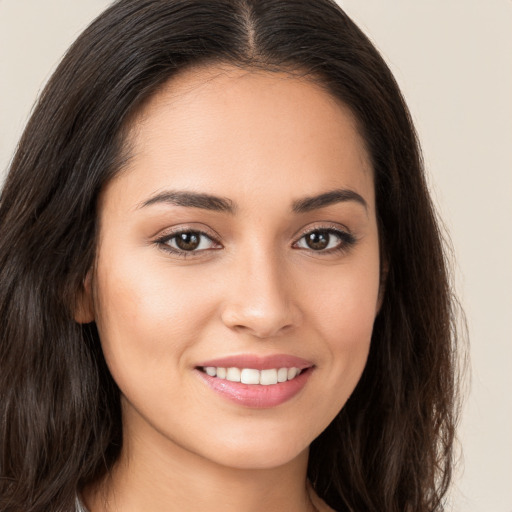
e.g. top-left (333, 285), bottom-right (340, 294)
top-left (104, 64), bottom-right (374, 213)
top-left (132, 64), bottom-right (367, 149)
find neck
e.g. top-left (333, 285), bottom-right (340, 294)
top-left (83, 415), bottom-right (319, 512)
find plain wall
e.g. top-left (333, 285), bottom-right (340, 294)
top-left (1, 1), bottom-right (511, 511)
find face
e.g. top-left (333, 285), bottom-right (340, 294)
top-left (79, 65), bottom-right (381, 470)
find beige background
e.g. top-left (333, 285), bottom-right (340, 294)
top-left (1, 1), bottom-right (511, 510)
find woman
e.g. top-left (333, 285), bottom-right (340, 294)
top-left (0, 1), bottom-right (461, 511)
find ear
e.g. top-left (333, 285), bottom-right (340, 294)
top-left (74, 270), bottom-right (95, 324)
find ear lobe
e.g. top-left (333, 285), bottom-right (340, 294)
top-left (74, 270), bottom-right (95, 324)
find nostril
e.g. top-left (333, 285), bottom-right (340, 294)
top-left (219, 272), bottom-right (302, 337)
top-left (226, 320), bottom-right (294, 340)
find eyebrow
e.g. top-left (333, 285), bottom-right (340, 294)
top-left (138, 188), bottom-right (367, 214)
top-left (291, 189), bottom-right (367, 213)
top-left (139, 191), bottom-right (236, 213)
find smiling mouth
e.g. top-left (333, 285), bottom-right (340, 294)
top-left (196, 359), bottom-right (313, 407)
top-left (199, 366), bottom-right (304, 385)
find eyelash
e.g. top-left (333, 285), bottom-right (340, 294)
top-left (155, 225), bottom-right (356, 259)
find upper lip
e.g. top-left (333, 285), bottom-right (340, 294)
top-left (196, 354), bottom-right (314, 371)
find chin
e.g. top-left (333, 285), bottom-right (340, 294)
top-left (212, 444), bottom-right (310, 471)
top-left (191, 424), bottom-right (315, 471)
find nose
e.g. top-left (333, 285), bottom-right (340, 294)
top-left (220, 247), bottom-right (302, 339)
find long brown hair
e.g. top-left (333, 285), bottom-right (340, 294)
top-left (0, 1), bottom-right (462, 510)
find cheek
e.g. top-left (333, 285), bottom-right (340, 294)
top-left (302, 254), bottom-right (380, 383)
top-left (308, 259), bottom-right (380, 340)
top-left (307, 279), bottom-right (377, 426)
top-left (92, 252), bottom-right (218, 391)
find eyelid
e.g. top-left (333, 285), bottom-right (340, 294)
top-left (292, 223), bottom-right (357, 253)
top-left (153, 225), bottom-right (223, 258)
top-left (154, 223), bottom-right (222, 242)
top-left (293, 222), bottom-right (353, 242)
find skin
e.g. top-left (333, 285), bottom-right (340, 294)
top-left (77, 64), bottom-right (381, 512)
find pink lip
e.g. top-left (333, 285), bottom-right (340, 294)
top-left (195, 354), bottom-right (314, 409)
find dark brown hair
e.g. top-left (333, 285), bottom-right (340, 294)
top-left (0, 1), bottom-right (462, 510)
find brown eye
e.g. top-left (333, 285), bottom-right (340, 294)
top-left (304, 230), bottom-right (330, 250)
top-left (294, 228), bottom-right (355, 253)
top-left (175, 232), bottom-right (201, 251)
top-left (160, 230), bottom-right (218, 254)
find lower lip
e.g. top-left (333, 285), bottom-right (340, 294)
top-left (196, 368), bottom-right (313, 408)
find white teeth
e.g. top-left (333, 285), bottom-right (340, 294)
top-left (226, 367), bottom-right (241, 382)
top-left (205, 366), bottom-right (216, 376)
top-left (287, 367), bottom-right (298, 380)
top-left (277, 367), bottom-right (288, 383)
top-left (241, 368), bottom-right (260, 384)
top-left (202, 366), bottom-right (304, 385)
top-left (260, 369), bottom-right (278, 385)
